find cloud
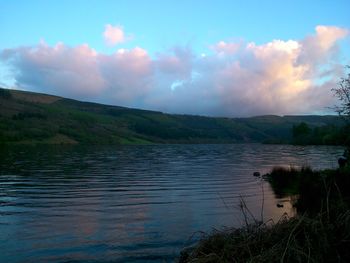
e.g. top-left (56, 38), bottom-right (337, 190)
top-left (1, 43), bottom-right (152, 107)
top-left (156, 46), bottom-right (193, 79)
top-left (1, 25), bottom-right (349, 116)
top-left (212, 41), bottom-right (240, 55)
top-left (98, 47), bottom-right (153, 105)
top-left (144, 26), bottom-right (348, 116)
top-left (298, 25), bottom-right (348, 73)
top-left (103, 24), bottom-right (129, 46)
top-left (1, 42), bottom-right (105, 98)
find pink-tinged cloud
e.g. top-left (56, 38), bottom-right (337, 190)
top-left (1, 25), bottom-right (349, 116)
top-left (212, 41), bottom-right (240, 55)
top-left (145, 26), bottom-right (348, 116)
top-left (98, 47), bottom-right (153, 105)
top-left (156, 46), bottom-right (193, 79)
top-left (1, 42), bottom-right (105, 98)
top-left (103, 24), bottom-right (129, 46)
top-left (298, 25), bottom-right (348, 72)
top-left (1, 43), bottom-right (153, 107)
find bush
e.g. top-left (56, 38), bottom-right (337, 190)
top-left (265, 166), bottom-right (312, 197)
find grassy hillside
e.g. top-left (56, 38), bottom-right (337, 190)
top-left (0, 88), bottom-right (344, 145)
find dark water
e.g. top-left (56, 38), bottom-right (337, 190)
top-left (0, 144), bottom-right (344, 262)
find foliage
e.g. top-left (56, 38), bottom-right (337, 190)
top-left (266, 165), bottom-right (350, 214)
top-left (292, 122), bottom-right (311, 137)
top-left (291, 122), bottom-right (350, 145)
top-left (332, 66), bottom-right (350, 121)
top-left (265, 166), bottom-right (313, 197)
top-left (0, 88), bottom-right (345, 145)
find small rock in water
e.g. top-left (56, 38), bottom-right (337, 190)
top-left (253, 172), bottom-right (261, 177)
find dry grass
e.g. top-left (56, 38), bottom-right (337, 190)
top-left (180, 208), bottom-right (350, 263)
top-left (179, 166), bottom-right (350, 263)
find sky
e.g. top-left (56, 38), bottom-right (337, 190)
top-left (0, 0), bottom-right (349, 117)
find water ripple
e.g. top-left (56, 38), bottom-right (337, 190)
top-left (0, 144), bottom-right (344, 262)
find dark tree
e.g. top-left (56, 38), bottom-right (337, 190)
top-left (293, 122), bottom-right (311, 138)
top-left (332, 66), bottom-right (350, 147)
top-left (332, 66), bottom-right (350, 121)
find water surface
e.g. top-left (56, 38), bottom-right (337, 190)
top-left (0, 144), bottom-right (343, 262)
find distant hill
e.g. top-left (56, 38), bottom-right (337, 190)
top-left (0, 88), bottom-right (344, 145)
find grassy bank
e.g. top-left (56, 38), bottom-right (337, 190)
top-left (179, 165), bottom-right (350, 262)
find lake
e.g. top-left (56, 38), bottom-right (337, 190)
top-left (0, 144), bottom-right (344, 262)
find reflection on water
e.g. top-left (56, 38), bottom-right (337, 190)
top-left (0, 144), bottom-right (343, 262)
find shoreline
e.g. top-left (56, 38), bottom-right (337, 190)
top-left (179, 164), bottom-right (350, 262)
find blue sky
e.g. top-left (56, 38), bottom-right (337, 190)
top-left (1, 0), bottom-right (349, 116)
top-left (1, 0), bottom-right (349, 53)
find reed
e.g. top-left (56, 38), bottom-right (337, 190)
top-left (179, 165), bottom-right (350, 263)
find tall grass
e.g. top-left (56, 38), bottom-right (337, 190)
top-left (179, 165), bottom-right (350, 263)
top-left (180, 211), bottom-right (350, 262)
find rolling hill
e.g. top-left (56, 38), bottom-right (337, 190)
top-left (0, 88), bottom-right (344, 145)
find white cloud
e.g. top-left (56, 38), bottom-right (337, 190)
top-left (1, 25), bottom-right (349, 116)
top-left (103, 24), bottom-right (129, 46)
